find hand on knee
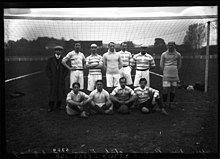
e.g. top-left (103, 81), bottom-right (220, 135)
top-left (141, 107), bottom-right (149, 113)
top-left (106, 101), bottom-right (112, 107)
top-left (90, 101), bottom-right (96, 107)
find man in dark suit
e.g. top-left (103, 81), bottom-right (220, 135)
top-left (45, 45), bottom-right (69, 112)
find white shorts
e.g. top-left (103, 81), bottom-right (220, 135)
top-left (119, 66), bottom-right (133, 85)
top-left (162, 81), bottom-right (177, 87)
top-left (70, 70), bottom-right (84, 89)
top-left (134, 70), bottom-right (150, 87)
top-left (106, 73), bottom-right (120, 87)
top-left (66, 105), bottom-right (79, 115)
top-left (87, 74), bottom-right (102, 91)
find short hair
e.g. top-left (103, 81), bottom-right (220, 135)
top-left (119, 77), bottom-right (127, 83)
top-left (168, 41), bottom-right (175, 45)
top-left (96, 80), bottom-right (103, 85)
top-left (74, 42), bottom-right (81, 46)
top-left (72, 82), bottom-right (80, 88)
top-left (121, 42), bottom-right (127, 46)
top-left (108, 42), bottom-right (115, 46)
top-left (139, 78), bottom-right (147, 84)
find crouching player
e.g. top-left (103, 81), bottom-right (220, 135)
top-left (66, 82), bottom-right (89, 118)
top-left (110, 77), bottom-right (137, 114)
top-left (84, 80), bottom-right (113, 115)
top-left (134, 78), bottom-right (168, 115)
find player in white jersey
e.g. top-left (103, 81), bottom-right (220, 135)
top-left (84, 80), bottom-right (113, 115)
top-left (118, 42), bottom-right (133, 88)
top-left (66, 82), bottom-right (89, 118)
top-left (132, 46), bottom-right (156, 88)
top-left (160, 41), bottom-right (182, 109)
top-left (110, 77), bottom-right (137, 114)
top-left (85, 44), bottom-right (103, 92)
top-left (62, 43), bottom-right (85, 90)
top-left (134, 78), bottom-right (168, 115)
top-left (103, 42), bottom-right (123, 93)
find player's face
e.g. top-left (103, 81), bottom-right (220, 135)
top-left (122, 44), bottom-right (127, 51)
top-left (168, 44), bottom-right (175, 52)
top-left (91, 46), bottom-right (97, 54)
top-left (96, 82), bottom-right (103, 91)
top-left (119, 79), bottom-right (127, 88)
top-left (75, 43), bottom-right (81, 51)
top-left (55, 49), bottom-right (62, 55)
top-left (141, 47), bottom-right (147, 55)
top-left (140, 80), bottom-right (147, 88)
top-left (109, 43), bottom-right (115, 52)
top-left (72, 85), bottom-right (80, 94)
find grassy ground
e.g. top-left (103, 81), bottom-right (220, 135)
top-left (4, 58), bottom-right (218, 155)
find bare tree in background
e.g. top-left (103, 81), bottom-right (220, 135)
top-left (183, 23), bottom-right (206, 55)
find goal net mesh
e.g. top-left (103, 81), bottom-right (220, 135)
top-left (4, 17), bottom-right (217, 46)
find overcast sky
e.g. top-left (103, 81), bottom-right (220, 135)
top-left (4, 6), bottom-right (217, 17)
top-left (4, 6), bottom-right (217, 45)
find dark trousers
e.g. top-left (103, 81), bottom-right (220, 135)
top-left (139, 97), bottom-right (164, 112)
top-left (49, 100), bottom-right (62, 108)
top-left (113, 101), bottom-right (133, 111)
top-left (68, 103), bottom-right (89, 113)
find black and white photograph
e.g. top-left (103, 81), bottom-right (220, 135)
top-left (3, 2), bottom-right (218, 158)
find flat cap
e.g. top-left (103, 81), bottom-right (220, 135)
top-left (54, 46), bottom-right (64, 50)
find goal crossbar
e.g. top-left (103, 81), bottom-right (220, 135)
top-left (4, 15), bottom-right (217, 21)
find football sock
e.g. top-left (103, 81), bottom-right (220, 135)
top-left (162, 94), bottom-right (168, 102)
top-left (170, 92), bottom-right (175, 102)
top-left (156, 98), bottom-right (164, 108)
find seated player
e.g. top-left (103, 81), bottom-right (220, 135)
top-left (134, 78), bottom-right (168, 115)
top-left (66, 82), bottom-right (89, 118)
top-left (84, 80), bottom-right (113, 115)
top-left (110, 77), bottom-right (137, 114)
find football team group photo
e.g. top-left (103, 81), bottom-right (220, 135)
top-left (4, 6), bottom-right (218, 155)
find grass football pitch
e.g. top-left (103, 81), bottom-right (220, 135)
top-left (4, 58), bottom-right (218, 154)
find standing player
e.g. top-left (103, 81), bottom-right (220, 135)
top-left (110, 77), bottom-right (137, 114)
top-left (160, 41), bottom-right (182, 109)
top-left (133, 45), bottom-right (156, 88)
top-left (45, 45), bottom-right (68, 112)
top-left (85, 44), bottom-right (103, 92)
top-left (134, 78), bottom-right (168, 115)
top-left (62, 43), bottom-right (85, 90)
top-left (103, 42), bottom-right (123, 93)
top-left (118, 42), bottom-right (133, 88)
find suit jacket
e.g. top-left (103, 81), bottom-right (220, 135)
top-left (45, 56), bottom-right (69, 101)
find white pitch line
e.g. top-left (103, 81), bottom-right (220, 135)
top-left (102, 71), bottom-right (163, 78)
top-left (5, 70), bottom-right (162, 83)
top-left (149, 71), bottom-right (163, 77)
top-left (5, 71), bottom-right (43, 83)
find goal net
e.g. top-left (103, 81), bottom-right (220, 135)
top-left (4, 16), bottom-right (217, 47)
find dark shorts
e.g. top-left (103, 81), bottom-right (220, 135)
top-left (139, 99), bottom-right (157, 113)
top-left (113, 101), bottom-right (133, 111)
